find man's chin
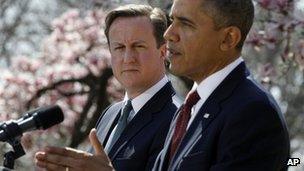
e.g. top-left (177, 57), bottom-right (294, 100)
top-left (169, 65), bottom-right (184, 77)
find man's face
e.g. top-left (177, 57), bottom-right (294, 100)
top-left (165, 0), bottom-right (224, 83)
top-left (109, 16), bottom-right (165, 95)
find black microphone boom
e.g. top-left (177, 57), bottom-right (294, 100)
top-left (0, 105), bottom-right (64, 142)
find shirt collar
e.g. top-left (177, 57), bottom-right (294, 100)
top-left (191, 57), bottom-right (244, 102)
top-left (124, 76), bottom-right (169, 114)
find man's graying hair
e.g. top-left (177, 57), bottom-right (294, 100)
top-left (201, 0), bottom-right (254, 49)
top-left (104, 4), bottom-right (167, 48)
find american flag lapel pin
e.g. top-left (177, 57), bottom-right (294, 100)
top-left (203, 113), bottom-right (210, 119)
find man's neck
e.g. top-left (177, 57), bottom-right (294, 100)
top-left (193, 53), bottom-right (240, 83)
top-left (126, 74), bottom-right (165, 99)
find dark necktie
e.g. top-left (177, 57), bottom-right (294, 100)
top-left (105, 100), bottom-right (133, 152)
top-left (169, 90), bottom-right (200, 160)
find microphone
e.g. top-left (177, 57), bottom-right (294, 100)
top-left (0, 105), bottom-right (64, 142)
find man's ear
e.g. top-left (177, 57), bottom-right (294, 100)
top-left (220, 26), bottom-right (241, 51)
top-left (159, 43), bottom-right (167, 60)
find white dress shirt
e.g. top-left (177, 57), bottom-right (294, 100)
top-left (124, 75), bottom-right (169, 122)
top-left (105, 76), bottom-right (169, 152)
top-left (187, 57), bottom-right (244, 129)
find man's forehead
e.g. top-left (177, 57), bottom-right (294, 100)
top-left (170, 0), bottom-right (202, 14)
top-left (109, 19), bottom-right (154, 45)
top-left (112, 16), bottom-right (150, 26)
top-left (170, 0), bottom-right (202, 19)
top-left (172, 0), bottom-right (202, 7)
top-left (111, 39), bottom-right (147, 44)
top-left (173, 0), bottom-right (201, 3)
top-left (109, 16), bottom-right (153, 33)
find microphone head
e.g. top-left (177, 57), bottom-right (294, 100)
top-left (33, 105), bottom-right (64, 130)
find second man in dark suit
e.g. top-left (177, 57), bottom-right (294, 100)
top-left (35, 4), bottom-right (180, 171)
top-left (94, 4), bottom-right (180, 170)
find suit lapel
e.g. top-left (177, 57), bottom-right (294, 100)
top-left (96, 102), bottom-right (123, 146)
top-left (109, 82), bottom-right (175, 159)
top-left (168, 62), bottom-right (249, 169)
top-left (157, 107), bottom-right (182, 170)
top-left (169, 98), bottom-right (220, 169)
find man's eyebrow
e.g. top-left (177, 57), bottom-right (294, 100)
top-left (111, 42), bottom-right (123, 46)
top-left (111, 40), bottom-right (147, 46)
top-left (170, 15), bottom-right (196, 26)
top-left (133, 40), bottom-right (146, 44)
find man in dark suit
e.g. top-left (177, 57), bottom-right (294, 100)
top-left (152, 0), bottom-right (290, 170)
top-left (35, 5), bottom-right (180, 171)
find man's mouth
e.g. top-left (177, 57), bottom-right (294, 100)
top-left (167, 47), bottom-right (182, 57)
top-left (122, 69), bottom-right (139, 73)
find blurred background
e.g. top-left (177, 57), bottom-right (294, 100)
top-left (0, 0), bottom-right (303, 170)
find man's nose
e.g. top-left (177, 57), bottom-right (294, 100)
top-left (164, 24), bottom-right (179, 42)
top-left (123, 48), bottom-right (136, 63)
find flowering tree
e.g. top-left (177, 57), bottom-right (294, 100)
top-left (244, 0), bottom-right (304, 154)
top-left (0, 8), bottom-right (124, 169)
top-left (0, 0), bottom-right (303, 170)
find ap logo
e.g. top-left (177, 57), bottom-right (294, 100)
top-left (287, 158), bottom-right (300, 166)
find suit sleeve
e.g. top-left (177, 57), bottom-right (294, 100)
top-left (95, 104), bottom-right (113, 129)
top-left (210, 101), bottom-right (290, 171)
top-left (87, 104), bottom-right (113, 153)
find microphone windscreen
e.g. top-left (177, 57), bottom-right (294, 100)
top-left (34, 105), bottom-right (64, 129)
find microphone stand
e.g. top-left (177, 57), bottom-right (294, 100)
top-left (0, 105), bottom-right (64, 170)
top-left (0, 122), bottom-right (26, 170)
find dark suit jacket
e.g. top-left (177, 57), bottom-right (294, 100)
top-left (95, 82), bottom-right (180, 171)
top-left (153, 62), bottom-right (290, 171)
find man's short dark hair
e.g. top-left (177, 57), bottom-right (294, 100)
top-left (201, 0), bottom-right (254, 49)
top-left (104, 4), bottom-right (167, 48)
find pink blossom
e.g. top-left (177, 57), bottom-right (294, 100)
top-left (277, 0), bottom-right (288, 8)
top-left (0, 9), bottom-right (118, 158)
top-left (257, 0), bottom-right (289, 10)
top-left (258, 0), bottom-right (272, 8)
top-left (84, 26), bottom-right (100, 43)
top-left (62, 9), bottom-right (80, 21)
top-left (296, 39), bottom-right (304, 70)
top-left (52, 18), bottom-right (65, 32)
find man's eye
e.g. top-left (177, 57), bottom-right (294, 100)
top-left (137, 45), bottom-right (145, 48)
top-left (114, 46), bottom-right (124, 50)
top-left (181, 21), bottom-right (192, 27)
